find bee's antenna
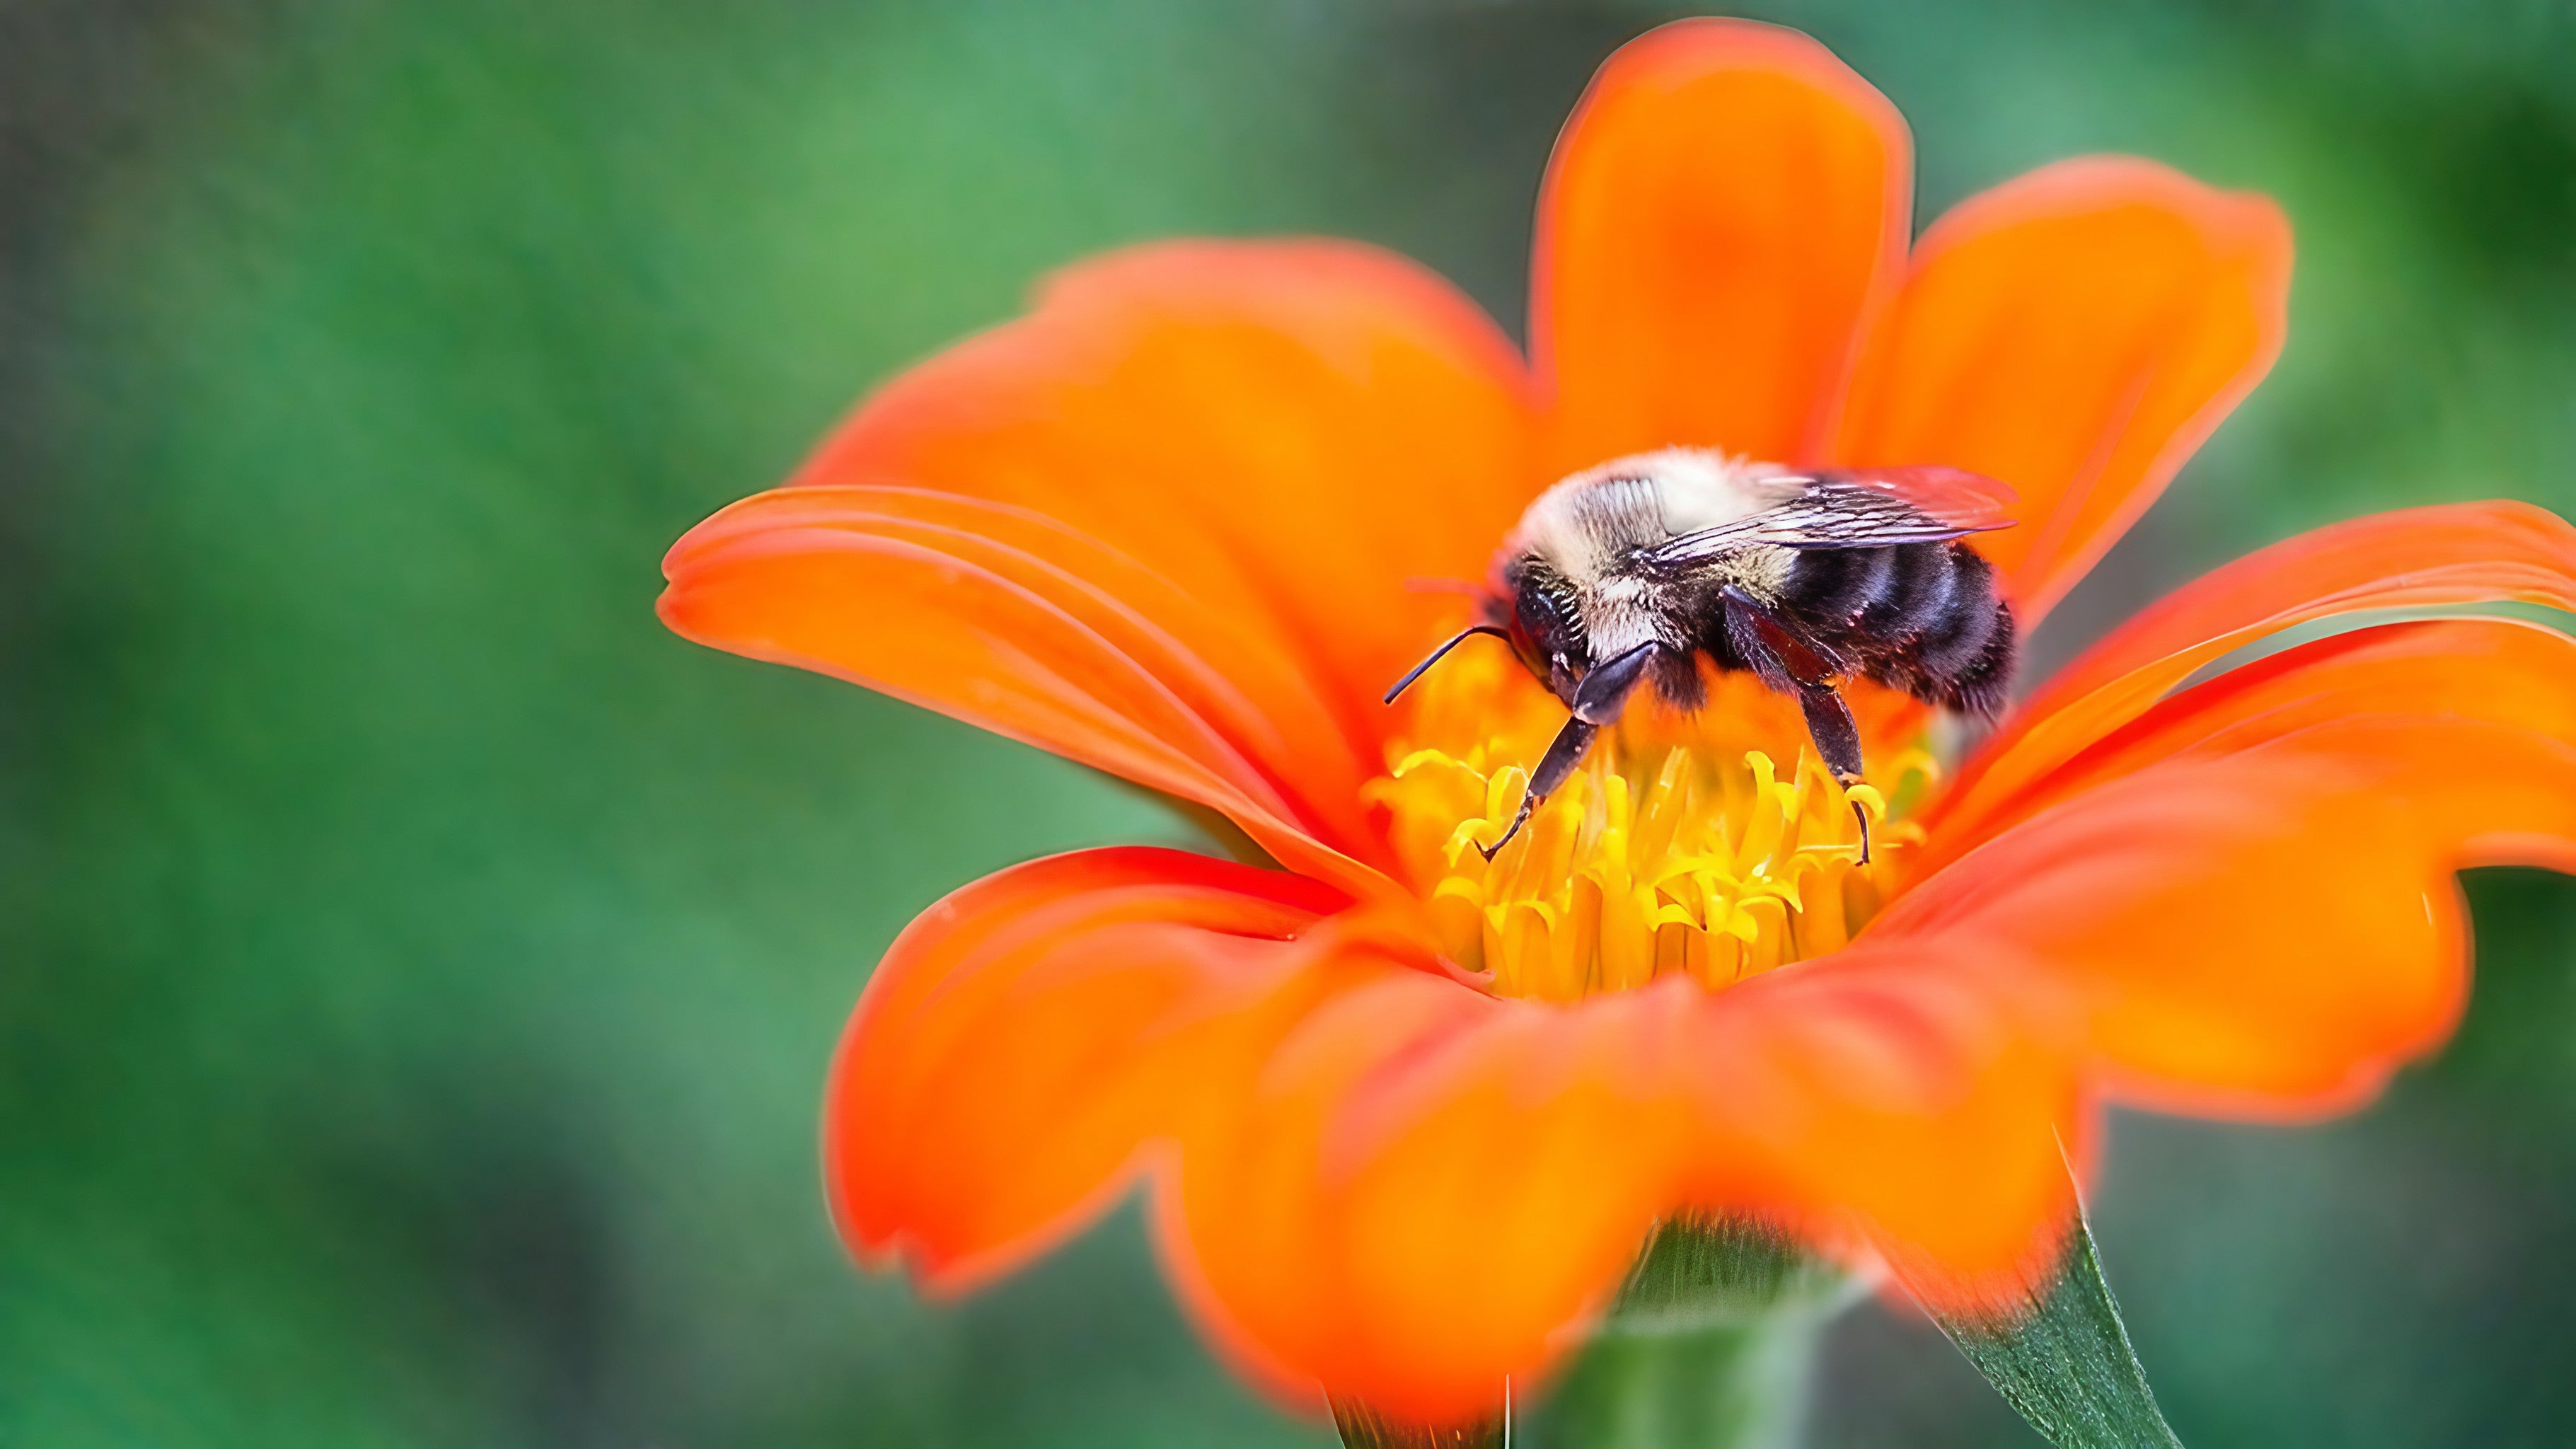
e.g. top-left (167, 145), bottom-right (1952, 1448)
top-left (1382, 625), bottom-right (1509, 705)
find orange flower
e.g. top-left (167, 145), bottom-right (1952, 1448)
top-left (659, 18), bottom-right (2576, 1428)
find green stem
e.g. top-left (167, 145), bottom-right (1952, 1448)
top-left (1525, 1303), bottom-right (1830, 1449)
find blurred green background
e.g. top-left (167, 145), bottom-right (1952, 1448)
top-left (5, 1), bottom-right (2575, 1445)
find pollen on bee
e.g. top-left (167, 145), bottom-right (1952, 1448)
top-left (1363, 642), bottom-right (1933, 1002)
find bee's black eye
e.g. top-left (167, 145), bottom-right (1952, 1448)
top-left (1513, 572), bottom-right (1583, 659)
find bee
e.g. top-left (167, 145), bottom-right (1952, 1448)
top-left (1385, 448), bottom-right (2018, 863)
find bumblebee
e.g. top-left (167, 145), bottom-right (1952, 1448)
top-left (1386, 448), bottom-right (2018, 860)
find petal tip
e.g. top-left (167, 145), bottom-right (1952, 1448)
top-left (1535, 16), bottom-right (1912, 466)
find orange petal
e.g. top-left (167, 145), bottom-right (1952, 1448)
top-left (803, 241), bottom-right (1534, 733)
top-left (664, 484), bottom-right (1386, 890)
top-left (1920, 502), bottom-right (2576, 867)
top-left (1532, 18), bottom-right (1910, 473)
top-left (1836, 157), bottom-right (2291, 623)
top-left (827, 847), bottom-right (1358, 1295)
top-left (841, 853), bottom-right (2100, 1421)
top-left (1880, 715), bottom-right (2576, 1119)
top-left (1165, 966), bottom-right (1519, 1416)
top-left (664, 240), bottom-right (1537, 877)
top-left (1668, 949), bottom-right (2085, 1300)
top-left (1172, 959), bottom-right (2084, 1422)
top-left (1934, 618), bottom-right (2576, 865)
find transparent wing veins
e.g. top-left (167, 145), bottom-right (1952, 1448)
top-left (1646, 468), bottom-right (2018, 563)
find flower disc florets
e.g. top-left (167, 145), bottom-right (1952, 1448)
top-left (1368, 643), bottom-right (1932, 1000)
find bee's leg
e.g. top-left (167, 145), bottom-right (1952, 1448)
top-left (1792, 683), bottom-right (1876, 865)
top-left (1571, 641), bottom-right (1660, 724)
top-left (1795, 683), bottom-right (1865, 780)
top-left (1477, 715), bottom-right (1595, 861)
top-left (1719, 588), bottom-right (1876, 864)
top-left (1477, 643), bottom-right (1658, 860)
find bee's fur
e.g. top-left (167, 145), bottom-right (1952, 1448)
top-left (1416, 449), bottom-right (2022, 858)
top-left (1490, 449), bottom-right (2015, 726)
top-left (1779, 543), bottom-right (2015, 715)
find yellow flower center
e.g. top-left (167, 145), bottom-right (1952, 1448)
top-left (1365, 643), bottom-right (1934, 1002)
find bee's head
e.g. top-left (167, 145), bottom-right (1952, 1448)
top-left (1494, 554), bottom-right (1589, 705)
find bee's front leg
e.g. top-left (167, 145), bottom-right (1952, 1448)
top-left (1477, 642), bottom-right (1660, 861)
top-left (1476, 715), bottom-right (1595, 862)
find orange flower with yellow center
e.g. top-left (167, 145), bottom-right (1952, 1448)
top-left (658, 18), bottom-right (2576, 1428)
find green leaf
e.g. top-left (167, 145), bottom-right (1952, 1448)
top-left (1924, 1209), bottom-right (2185, 1449)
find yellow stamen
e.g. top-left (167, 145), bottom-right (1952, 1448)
top-left (1363, 644), bottom-right (1933, 1002)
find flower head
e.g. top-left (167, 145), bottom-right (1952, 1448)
top-left (659, 18), bottom-right (2576, 1426)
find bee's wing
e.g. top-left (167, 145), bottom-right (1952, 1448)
top-left (1647, 466), bottom-right (2018, 560)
